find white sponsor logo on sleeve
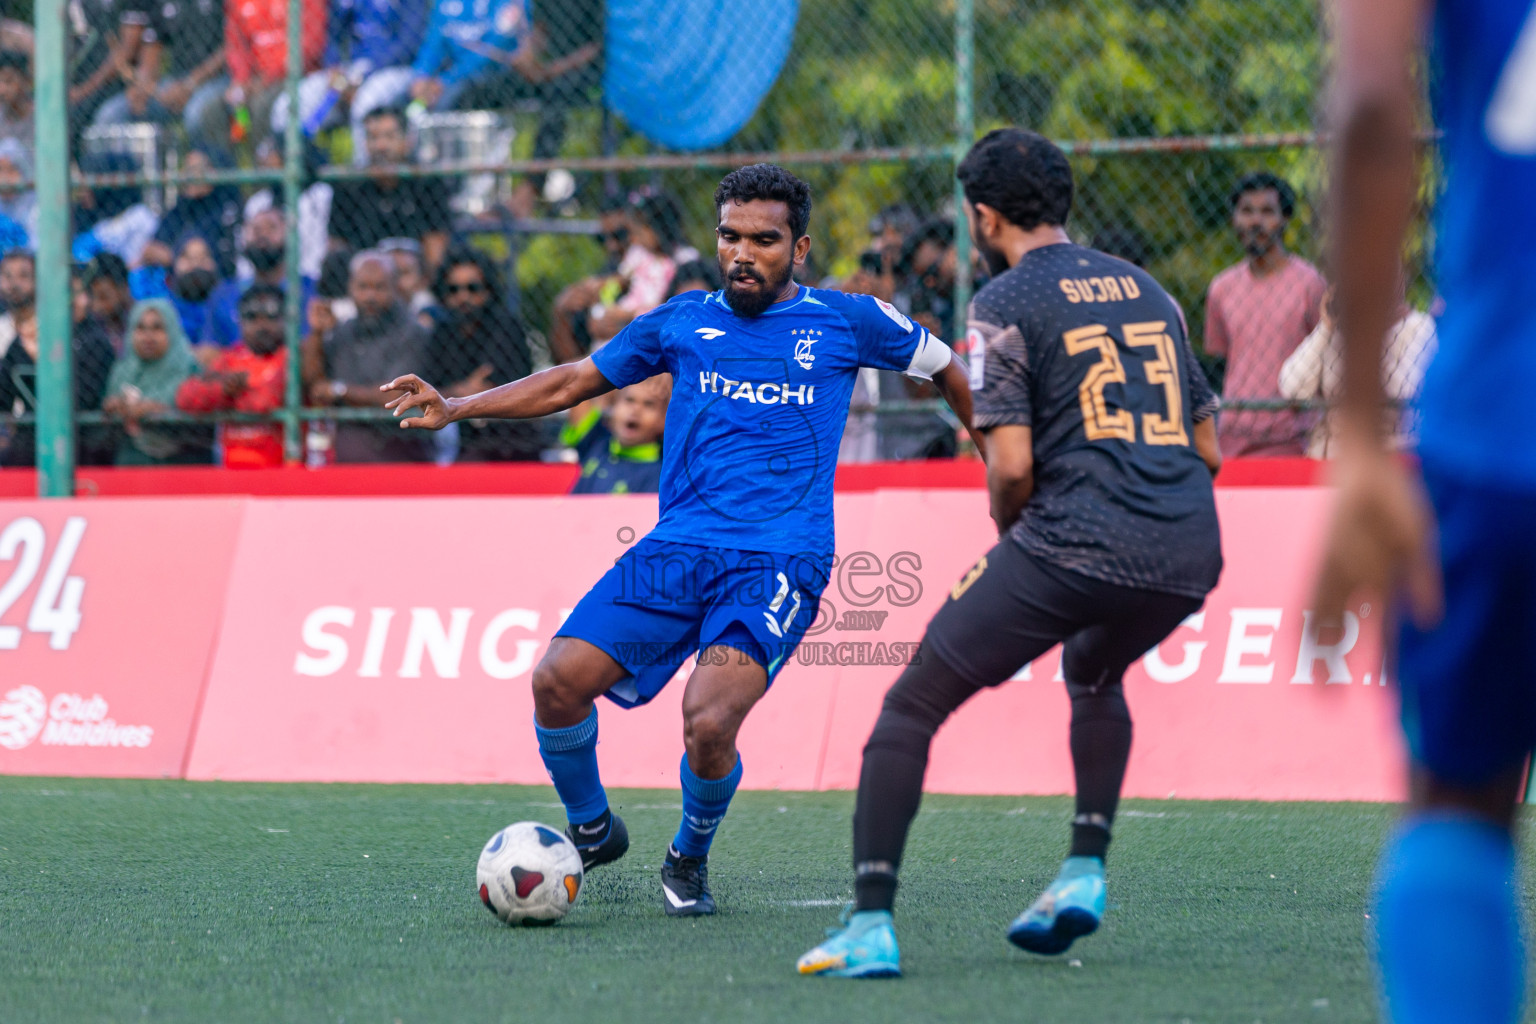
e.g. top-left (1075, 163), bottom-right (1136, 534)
top-left (873, 298), bottom-right (913, 333)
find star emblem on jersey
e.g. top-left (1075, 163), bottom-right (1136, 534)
top-left (695, 327), bottom-right (727, 340)
top-left (791, 328), bottom-right (821, 369)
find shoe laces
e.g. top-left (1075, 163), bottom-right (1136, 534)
top-left (666, 853), bottom-right (708, 892)
top-left (826, 900), bottom-right (856, 937)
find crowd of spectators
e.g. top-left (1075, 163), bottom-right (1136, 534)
top-left (0, 0), bottom-right (1440, 490)
top-left (826, 175), bottom-right (1438, 466)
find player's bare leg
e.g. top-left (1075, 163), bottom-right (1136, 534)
top-left (661, 645), bottom-right (769, 917)
top-left (531, 636), bottom-right (629, 728)
top-left (531, 637), bottom-right (633, 870)
top-left (1410, 765), bottom-right (1524, 831)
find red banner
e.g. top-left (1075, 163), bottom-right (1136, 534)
top-left (0, 499), bottom-right (244, 777)
top-left (0, 456), bottom-right (1324, 500)
top-left (178, 488), bottom-right (1404, 801)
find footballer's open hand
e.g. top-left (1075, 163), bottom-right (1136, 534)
top-left (1312, 446), bottom-right (1442, 631)
top-left (382, 374), bottom-right (456, 430)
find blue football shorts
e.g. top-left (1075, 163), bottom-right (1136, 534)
top-left (556, 536), bottom-right (832, 708)
top-left (1396, 464), bottom-right (1536, 786)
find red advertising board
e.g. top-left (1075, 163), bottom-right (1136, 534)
top-left (183, 489), bottom-right (1405, 801)
top-left (0, 498), bottom-right (244, 777)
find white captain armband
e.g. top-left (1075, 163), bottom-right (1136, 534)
top-left (903, 328), bottom-right (953, 381)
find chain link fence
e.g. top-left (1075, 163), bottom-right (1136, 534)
top-left (0, 0), bottom-right (1437, 478)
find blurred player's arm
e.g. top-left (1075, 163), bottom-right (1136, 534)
top-left (1313, 0), bottom-right (1441, 626)
top-left (1332, 0), bottom-right (1424, 442)
top-left (984, 424), bottom-right (1032, 534)
top-left (382, 358), bottom-right (616, 430)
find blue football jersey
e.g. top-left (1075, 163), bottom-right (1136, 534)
top-left (1424, 0), bottom-right (1536, 484)
top-left (590, 286), bottom-right (942, 554)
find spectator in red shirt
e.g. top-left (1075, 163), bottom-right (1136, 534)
top-left (221, 0), bottom-right (326, 149)
top-left (1203, 171), bottom-right (1326, 457)
top-left (176, 282), bottom-right (288, 467)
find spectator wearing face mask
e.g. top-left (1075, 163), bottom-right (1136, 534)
top-left (176, 282), bottom-right (290, 467)
top-left (130, 233), bottom-right (225, 351)
top-left (242, 136), bottom-right (333, 280)
top-left (139, 150), bottom-right (243, 276)
top-left (207, 206), bottom-right (316, 346)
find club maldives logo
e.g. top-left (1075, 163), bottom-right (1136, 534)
top-left (0, 685), bottom-right (45, 749)
top-left (0, 685), bottom-right (153, 751)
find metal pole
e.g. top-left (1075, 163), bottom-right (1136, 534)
top-left (34, 0), bottom-right (73, 496)
top-left (952, 0), bottom-right (975, 344)
top-left (281, 0), bottom-right (304, 463)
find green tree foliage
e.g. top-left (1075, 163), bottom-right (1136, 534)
top-left (524, 0), bottom-right (1441, 354)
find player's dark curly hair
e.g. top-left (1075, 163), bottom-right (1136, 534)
top-left (1229, 171), bottom-right (1296, 219)
top-left (957, 129), bottom-right (1073, 230)
top-left (432, 243), bottom-right (505, 305)
top-left (714, 164), bottom-right (813, 239)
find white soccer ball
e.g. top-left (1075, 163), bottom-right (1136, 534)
top-left (476, 822), bottom-right (584, 925)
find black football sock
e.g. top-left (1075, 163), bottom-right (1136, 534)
top-left (1066, 680), bottom-right (1132, 863)
top-left (1070, 813), bottom-right (1112, 861)
top-left (852, 714), bottom-right (929, 912)
top-left (853, 646), bottom-right (982, 913)
top-left (571, 807), bottom-right (612, 844)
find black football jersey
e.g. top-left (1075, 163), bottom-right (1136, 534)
top-left (967, 243), bottom-right (1223, 598)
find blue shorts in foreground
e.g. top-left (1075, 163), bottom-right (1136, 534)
top-left (557, 537), bottom-right (832, 708)
top-left (1396, 464), bottom-right (1536, 786)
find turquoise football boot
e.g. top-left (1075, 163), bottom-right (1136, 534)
top-left (1006, 856), bottom-right (1107, 955)
top-left (797, 906), bottom-right (902, 978)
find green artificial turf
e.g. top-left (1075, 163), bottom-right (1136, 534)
top-left (0, 777), bottom-right (1449, 1023)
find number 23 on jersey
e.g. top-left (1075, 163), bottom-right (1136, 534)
top-left (1064, 321), bottom-right (1189, 446)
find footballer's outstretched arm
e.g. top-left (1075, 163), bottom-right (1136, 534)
top-left (932, 351), bottom-right (987, 462)
top-left (382, 357), bottom-right (617, 430)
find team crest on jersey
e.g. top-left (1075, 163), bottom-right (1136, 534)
top-left (791, 328), bottom-right (821, 369)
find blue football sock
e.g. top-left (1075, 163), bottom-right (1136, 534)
top-left (1373, 814), bottom-right (1524, 1024)
top-left (672, 753), bottom-right (743, 858)
top-left (534, 709), bottom-right (608, 825)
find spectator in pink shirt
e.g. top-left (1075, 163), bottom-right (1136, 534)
top-left (1203, 171), bottom-right (1326, 457)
